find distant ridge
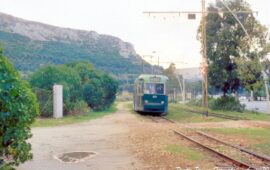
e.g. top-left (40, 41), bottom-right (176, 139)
top-left (0, 12), bottom-right (159, 74)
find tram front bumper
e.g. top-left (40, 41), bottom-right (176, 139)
top-left (143, 103), bottom-right (165, 112)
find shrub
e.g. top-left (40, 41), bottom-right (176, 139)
top-left (83, 79), bottom-right (103, 110)
top-left (209, 96), bottom-right (245, 112)
top-left (99, 74), bottom-right (118, 109)
top-left (69, 62), bottom-right (118, 111)
top-left (67, 100), bottom-right (90, 115)
top-left (33, 88), bottom-right (53, 117)
top-left (0, 51), bottom-right (39, 169)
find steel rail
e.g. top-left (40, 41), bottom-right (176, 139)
top-left (196, 131), bottom-right (270, 163)
top-left (172, 130), bottom-right (256, 169)
top-left (145, 116), bottom-right (159, 123)
top-left (161, 116), bottom-right (176, 123)
top-left (145, 115), bottom-right (175, 123)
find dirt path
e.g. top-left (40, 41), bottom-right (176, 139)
top-left (18, 103), bottom-right (143, 170)
top-left (18, 103), bottom-right (270, 170)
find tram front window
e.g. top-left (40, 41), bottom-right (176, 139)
top-left (145, 83), bottom-right (164, 94)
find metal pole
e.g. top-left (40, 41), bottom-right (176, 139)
top-left (142, 59), bottom-right (144, 73)
top-left (151, 56), bottom-right (153, 74)
top-left (158, 56), bottom-right (159, 74)
top-left (182, 77), bottom-right (186, 102)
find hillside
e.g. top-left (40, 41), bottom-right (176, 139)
top-left (0, 12), bottom-right (159, 74)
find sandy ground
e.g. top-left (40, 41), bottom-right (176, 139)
top-left (18, 102), bottom-right (270, 170)
top-left (18, 103), bottom-right (143, 170)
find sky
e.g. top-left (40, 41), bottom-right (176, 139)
top-left (0, 0), bottom-right (269, 69)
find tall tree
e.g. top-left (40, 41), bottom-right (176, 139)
top-left (198, 0), bottom-right (269, 95)
top-left (163, 63), bottom-right (180, 92)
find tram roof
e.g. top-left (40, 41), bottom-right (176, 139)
top-left (136, 74), bottom-right (168, 83)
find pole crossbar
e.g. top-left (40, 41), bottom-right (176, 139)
top-left (143, 11), bottom-right (257, 15)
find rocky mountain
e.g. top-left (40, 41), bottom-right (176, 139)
top-left (0, 12), bottom-right (158, 74)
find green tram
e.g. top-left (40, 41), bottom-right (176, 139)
top-left (133, 74), bottom-right (169, 115)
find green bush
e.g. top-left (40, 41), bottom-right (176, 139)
top-left (67, 100), bottom-right (90, 115)
top-left (68, 62), bottom-right (118, 111)
top-left (0, 50), bottom-right (39, 169)
top-left (83, 79), bottom-right (103, 110)
top-left (209, 96), bottom-right (245, 112)
top-left (33, 88), bottom-right (53, 117)
top-left (30, 62), bottom-right (118, 115)
top-left (99, 74), bottom-right (118, 109)
top-left (187, 96), bottom-right (245, 112)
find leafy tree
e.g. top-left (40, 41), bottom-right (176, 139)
top-left (0, 49), bottom-right (39, 169)
top-left (236, 58), bottom-right (263, 92)
top-left (163, 63), bottom-right (180, 93)
top-left (163, 63), bottom-right (176, 75)
top-left (198, 0), bottom-right (269, 95)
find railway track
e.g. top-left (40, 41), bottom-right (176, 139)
top-left (196, 131), bottom-right (270, 163)
top-left (143, 115), bottom-right (270, 169)
top-left (145, 115), bottom-right (175, 123)
top-left (174, 129), bottom-right (270, 169)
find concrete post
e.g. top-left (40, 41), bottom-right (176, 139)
top-left (250, 91), bottom-right (254, 101)
top-left (263, 72), bottom-right (270, 114)
top-left (173, 88), bottom-right (176, 101)
top-left (53, 84), bottom-right (63, 118)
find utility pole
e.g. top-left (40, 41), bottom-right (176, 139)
top-left (142, 59), bottom-right (145, 73)
top-left (143, 0), bottom-right (257, 116)
top-left (182, 76), bottom-right (186, 102)
top-left (142, 53), bottom-right (155, 74)
top-left (201, 0), bottom-right (208, 115)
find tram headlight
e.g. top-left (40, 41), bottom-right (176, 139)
top-left (161, 101), bottom-right (164, 104)
top-left (144, 100), bottom-right (148, 104)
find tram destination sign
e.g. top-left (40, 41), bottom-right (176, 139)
top-left (150, 76), bottom-right (161, 82)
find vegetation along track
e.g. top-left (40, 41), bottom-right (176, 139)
top-left (142, 114), bottom-right (270, 169)
top-left (181, 108), bottom-right (249, 120)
